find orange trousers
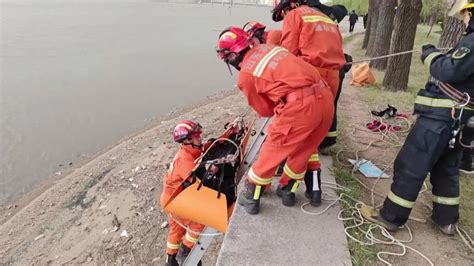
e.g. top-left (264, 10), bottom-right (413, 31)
top-left (166, 214), bottom-right (204, 255)
top-left (316, 67), bottom-right (340, 100)
top-left (247, 86), bottom-right (334, 187)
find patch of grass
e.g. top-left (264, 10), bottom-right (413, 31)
top-left (332, 152), bottom-right (379, 265)
top-left (459, 174), bottom-right (474, 231)
top-left (331, 114), bottom-right (379, 265)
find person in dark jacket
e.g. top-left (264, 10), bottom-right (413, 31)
top-left (361, 1), bottom-right (474, 236)
top-left (349, 10), bottom-right (358, 32)
top-left (363, 13), bottom-right (368, 29)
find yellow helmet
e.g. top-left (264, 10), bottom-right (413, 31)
top-left (460, 0), bottom-right (474, 14)
top-left (448, 0), bottom-right (474, 17)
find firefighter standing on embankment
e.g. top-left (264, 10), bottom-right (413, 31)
top-left (271, 0), bottom-right (346, 206)
top-left (362, 0), bottom-right (474, 236)
top-left (216, 27), bottom-right (334, 214)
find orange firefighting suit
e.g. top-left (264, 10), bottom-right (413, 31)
top-left (280, 5), bottom-right (346, 99)
top-left (238, 43), bottom-right (334, 187)
top-left (266, 30), bottom-right (282, 45)
top-left (160, 145), bottom-right (204, 255)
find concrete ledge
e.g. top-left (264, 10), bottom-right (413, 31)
top-left (216, 155), bottom-right (351, 266)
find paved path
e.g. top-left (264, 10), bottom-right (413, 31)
top-left (216, 155), bottom-right (352, 266)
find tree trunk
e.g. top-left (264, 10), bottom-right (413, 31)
top-left (438, 15), bottom-right (465, 49)
top-left (362, 0), bottom-right (376, 49)
top-left (370, 0), bottom-right (397, 70)
top-left (426, 14), bottom-right (436, 37)
top-left (383, 0), bottom-right (423, 91)
top-left (366, 0), bottom-right (382, 56)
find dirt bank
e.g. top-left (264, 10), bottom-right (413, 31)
top-left (0, 90), bottom-right (253, 265)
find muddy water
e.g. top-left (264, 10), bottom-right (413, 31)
top-left (0, 0), bottom-right (276, 205)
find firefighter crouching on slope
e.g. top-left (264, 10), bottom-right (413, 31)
top-left (361, 1), bottom-right (474, 235)
top-left (243, 21), bottom-right (282, 46)
top-left (160, 120), bottom-right (215, 265)
top-left (216, 27), bottom-right (334, 214)
top-left (272, 0), bottom-right (346, 206)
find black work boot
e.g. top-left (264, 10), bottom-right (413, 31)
top-left (304, 170), bottom-right (322, 207)
top-left (165, 253), bottom-right (179, 266)
top-left (431, 219), bottom-right (457, 236)
top-left (175, 244), bottom-right (190, 265)
top-left (360, 205), bottom-right (400, 232)
top-left (238, 181), bottom-right (262, 215)
top-left (276, 180), bottom-right (299, 206)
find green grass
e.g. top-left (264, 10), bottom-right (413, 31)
top-left (331, 111), bottom-right (379, 265)
top-left (333, 168), bottom-right (379, 266)
top-left (459, 175), bottom-right (474, 231)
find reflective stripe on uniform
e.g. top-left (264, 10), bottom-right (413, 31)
top-left (291, 181), bottom-right (301, 193)
top-left (326, 131), bottom-right (337, 137)
top-left (432, 195), bottom-right (460, 205)
top-left (167, 242), bottom-right (180, 250)
top-left (387, 191), bottom-right (415, 209)
top-left (254, 185), bottom-right (262, 200)
top-left (308, 154), bottom-right (320, 162)
top-left (302, 15), bottom-right (337, 25)
top-left (424, 51), bottom-right (443, 68)
top-left (185, 232), bottom-right (199, 244)
top-left (283, 164), bottom-right (305, 180)
top-left (248, 168), bottom-right (273, 185)
top-left (415, 95), bottom-right (474, 110)
top-left (253, 47), bottom-right (286, 77)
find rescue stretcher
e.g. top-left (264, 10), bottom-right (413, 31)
top-left (163, 116), bottom-right (255, 233)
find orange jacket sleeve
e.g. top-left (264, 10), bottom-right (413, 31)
top-left (238, 73), bottom-right (275, 117)
top-left (281, 10), bottom-right (302, 56)
top-left (168, 155), bottom-right (196, 188)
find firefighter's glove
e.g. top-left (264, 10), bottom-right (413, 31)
top-left (208, 165), bottom-right (219, 175)
top-left (421, 44), bottom-right (439, 64)
top-left (183, 179), bottom-right (192, 188)
top-left (343, 54), bottom-right (353, 72)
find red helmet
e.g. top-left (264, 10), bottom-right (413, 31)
top-left (173, 120), bottom-right (202, 143)
top-left (243, 21), bottom-right (266, 35)
top-left (272, 0), bottom-right (297, 22)
top-left (216, 27), bottom-right (252, 60)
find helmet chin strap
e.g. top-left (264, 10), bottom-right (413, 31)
top-left (183, 142), bottom-right (203, 149)
top-left (226, 61), bottom-right (233, 76)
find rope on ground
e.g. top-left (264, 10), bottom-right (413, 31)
top-left (301, 103), bottom-right (474, 260)
top-left (298, 105), bottom-right (474, 264)
top-left (300, 182), bottom-right (434, 266)
top-left (456, 225), bottom-right (474, 251)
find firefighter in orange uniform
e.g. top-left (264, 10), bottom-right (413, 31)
top-left (272, 0), bottom-right (346, 206)
top-left (160, 120), bottom-right (205, 266)
top-left (272, 0), bottom-right (346, 99)
top-left (216, 27), bottom-right (334, 214)
top-left (243, 21), bottom-right (282, 45)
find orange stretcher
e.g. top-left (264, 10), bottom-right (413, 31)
top-left (163, 117), bottom-right (254, 232)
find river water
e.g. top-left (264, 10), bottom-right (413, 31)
top-left (0, 0), bottom-right (276, 205)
